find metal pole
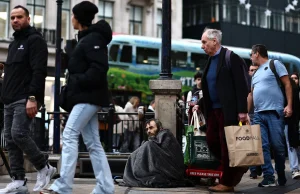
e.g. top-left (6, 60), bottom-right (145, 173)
top-left (159, 0), bottom-right (172, 79)
top-left (33, 0), bottom-right (35, 27)
top-left (53, 0), bottom-right (63, 154)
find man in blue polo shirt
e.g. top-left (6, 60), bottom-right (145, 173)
top-left (248, 44), bottom-right (292, 187)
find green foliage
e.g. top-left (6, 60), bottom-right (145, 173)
top-left (107, 68), bottom-right (193, 103)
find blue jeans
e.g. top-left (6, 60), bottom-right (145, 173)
top-left (50, 104), bottom-right (114, 194)
top-left (253, 110), bottom-right (286, 178)
top-left (284, 125), bottom-right (300, 172)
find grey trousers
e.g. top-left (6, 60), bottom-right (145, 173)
top-left (4, 99), bottom-right (47, 179)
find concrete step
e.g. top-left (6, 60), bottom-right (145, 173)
top-left (1, 152), bottom-right (130, 178)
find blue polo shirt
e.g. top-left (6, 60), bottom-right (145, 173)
top-left (251, 59), bottom-right (288, 112)
top-left (206, 48), bottom-right (222, 109)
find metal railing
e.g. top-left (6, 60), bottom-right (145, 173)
top-left (36, 28), bottom-right (56, 45)
top-left (0, 104), bottom-right (186, 154)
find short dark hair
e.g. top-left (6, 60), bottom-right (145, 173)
top-left (13, 5), bottom-right (30, 17)
top-left (145, 119), bottom-right (163, 131)
top-left (251, 44), bottom-right (268, 58)
top-left (150, 100), bottom-right (155, 105)
top-left (194, 71), bottom-right (202, 81)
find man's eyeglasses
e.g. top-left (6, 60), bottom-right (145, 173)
top-left (249, 52), bottom-right (256, 57)
top-left (291, 77), bottom-right (298, 80)
top-left (250, 69), bottom-right (257, 72)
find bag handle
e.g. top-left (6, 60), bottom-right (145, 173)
top-left (192, 111), bottom-right (200, 130)
top-left (239, 121), bottom-right (250, 126)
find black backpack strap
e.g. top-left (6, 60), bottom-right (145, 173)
top-left (225, 49), bottom-right (232, 68)
top-left (269, 59), bottom-right (283, 89)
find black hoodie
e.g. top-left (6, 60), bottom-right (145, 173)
top-left (65, 20), bottom-right (112, 110)
top-left (2, 26), bottom-right (48, 104)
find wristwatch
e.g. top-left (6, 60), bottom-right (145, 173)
top-left (28, 96), bottom-right (36, 102)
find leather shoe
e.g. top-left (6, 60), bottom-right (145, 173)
top-left (208, 184), bottom-right (234, 192)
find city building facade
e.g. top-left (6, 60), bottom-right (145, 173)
top-left (183, 0), bottom-right (300, 58)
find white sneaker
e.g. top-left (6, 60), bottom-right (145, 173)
top-left (292, 170), bottom-right (300, 179)
top-left (0, 178), bottom-right (28, 194)
top-left (33, 164), bottom-right (57, 191)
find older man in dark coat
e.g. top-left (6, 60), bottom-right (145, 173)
top-left (194, 28), bottom-right (249, 192)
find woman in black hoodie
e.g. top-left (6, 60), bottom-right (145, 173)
top-left (48, 2), bottom-right (114, 194)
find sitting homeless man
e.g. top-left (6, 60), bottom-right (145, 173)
top-left (122, 119), bottom-right (187, 188)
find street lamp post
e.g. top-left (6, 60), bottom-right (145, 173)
top-left (159, 0), bottom-right (172, 79)
top-left (149, 0), bottom-right (182, 139)
top-left (53, 0), bottom-right (63, 154)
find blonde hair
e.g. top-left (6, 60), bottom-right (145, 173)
top-left (129, 96), bottom-right (140, 105)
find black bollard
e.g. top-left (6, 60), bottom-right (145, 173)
top-left (107, 104), bottom-right (115, 153)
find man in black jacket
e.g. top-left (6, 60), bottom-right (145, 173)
top-left (0, 6), bottom-right (56, 194)
top-left (194, 28), bottom-right (248, 192)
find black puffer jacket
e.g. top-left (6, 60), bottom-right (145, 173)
top-left (2, 26), bottom-right (47, 104)
top-left (66, 20), bottom-right (112, 110)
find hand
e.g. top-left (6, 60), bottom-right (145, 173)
top-left (192, 105), bottom-right (199, 112)
top-left (247, 114), bottom-right (251, 124)
top-left (284, 106), bottom-right (293, 117)
top-left (238, 113), bottom-right (248, 123)
top-left (26, 100), bottom-right (38, 118)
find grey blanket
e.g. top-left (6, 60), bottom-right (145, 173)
top-left (123, 129), bottom-right (187, 188)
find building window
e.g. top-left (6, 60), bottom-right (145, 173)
top-left (62, 0), bottom-right (70, 42)
top-left (98, 1), bottom-right (113, 28)
top-left (157, 9), bottom-right (162, 38)
top-left (129, 6), bottom-right (143, 35)
top-left (27, 0), bottom-right (46, 29)
top-left (237, 4), bottom-right (250, 25)
top-left (272, 11), bottom-right (284, 31)
top-left (286, 14), bottom-right (299, 33)
top-left (256, 7), bottom-right (270, 29)
top-left (0, 0), bottom-right (9, 39)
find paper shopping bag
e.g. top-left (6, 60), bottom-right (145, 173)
top-left (224, 123), bottom-right (264, 167)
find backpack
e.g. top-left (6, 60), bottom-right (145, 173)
top-left (225, 49), bottom-right (251, 92)
top-left (269, 59), bottom-right (299, 109)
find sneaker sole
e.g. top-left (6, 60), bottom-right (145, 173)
top-left (7, 191), bottom-right (29, 194)
top-left (0, 186), bottom-right (29, 194)
top-left (258, 183), bottom-right (276, 187)
top-left (292, 174), bottom-right (300, 179)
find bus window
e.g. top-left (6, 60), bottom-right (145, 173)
top-left (191, 53), bottom-right (207, 70)
top-left (136, 47), bottom-right (159, 65)
top-left (120, 45), bottom-right (132, 63)
top-left (171, 51), bottom-right (187, 67)
top-left (109, 44), bottom-right (119, 62)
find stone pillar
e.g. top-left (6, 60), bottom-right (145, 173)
top-left (149, 80), bottom-right (181, 137)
